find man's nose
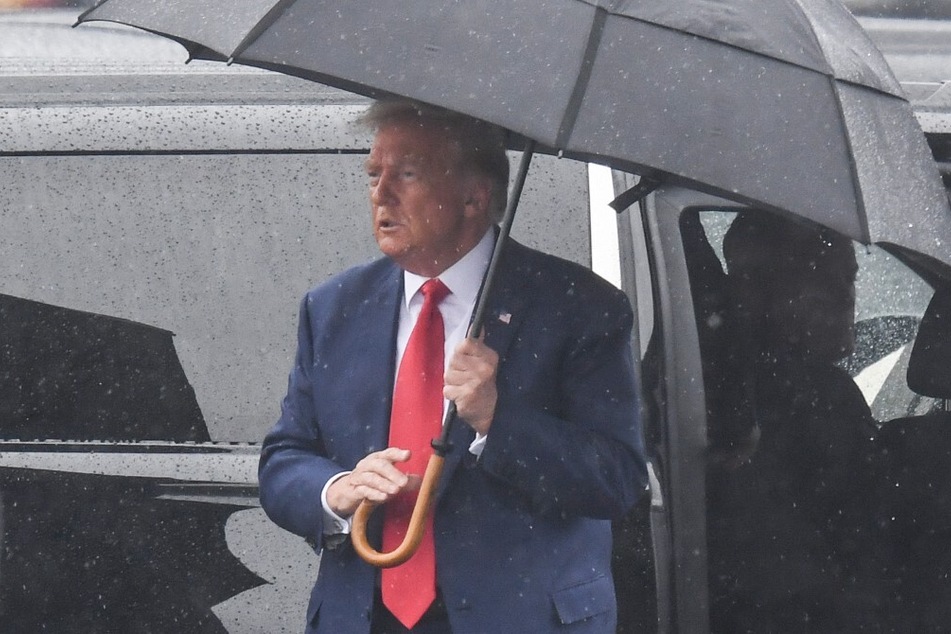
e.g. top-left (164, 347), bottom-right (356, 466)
top-left (371, 173), bottom-right (395, 205)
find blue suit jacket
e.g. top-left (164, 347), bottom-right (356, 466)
top-left (259, 239), bottom-right (648, 633)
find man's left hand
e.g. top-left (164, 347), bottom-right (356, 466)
top-left (444, 337), bottom-right (498, 436)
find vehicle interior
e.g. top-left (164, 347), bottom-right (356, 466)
top-left (606, 1), bottom-right (951, 627)
top-left (616, 189), bottom-right (951, 632)
top-left (691, 208), bottom-right (951, 631)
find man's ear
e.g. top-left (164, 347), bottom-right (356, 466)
top-left (463, 176), bottom-right (493, 219)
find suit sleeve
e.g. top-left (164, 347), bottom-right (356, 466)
top-left (477, 284), bottom-right (648, 520)
top-left (258, 294), bottom-right (345, 548)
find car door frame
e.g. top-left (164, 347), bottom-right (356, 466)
top-left (618, 184), bottom-right (754, 633)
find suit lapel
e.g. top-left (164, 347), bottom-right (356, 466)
top-left (481, 240), bottom-right (530, 361)
top-left (346, 262), bottom-right (402, 456)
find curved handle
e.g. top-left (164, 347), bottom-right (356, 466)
top-left (351, 453), bottom-right (445, 568)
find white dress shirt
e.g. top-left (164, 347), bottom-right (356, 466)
top-left (320, 229), bottom-right (494, 536)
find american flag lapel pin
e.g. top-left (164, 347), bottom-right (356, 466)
top-left (498, 311), bottom-right (512, 324)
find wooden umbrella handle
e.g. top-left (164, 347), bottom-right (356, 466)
top-left (351, 453), bottom-right (445, 568)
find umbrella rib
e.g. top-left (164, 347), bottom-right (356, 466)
top-left (555, 6), bottom-right (608, 149)
top-left (228, 0), bottom-right (298, 61)
top-left (827, 75), bottom-right (871, 244)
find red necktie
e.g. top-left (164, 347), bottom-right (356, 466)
top-left (381, 278), bottom-right (449, 628)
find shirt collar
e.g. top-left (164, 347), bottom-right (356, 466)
top-left (402, 228), bottom-right (495, 308)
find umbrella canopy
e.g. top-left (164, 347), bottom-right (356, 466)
top-left (78, 0), bottom-right (951, 266)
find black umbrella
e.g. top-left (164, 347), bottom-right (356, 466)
top-left (76, 0), bottom-right (951, 564)
top-left (78, 0), bottom-right (951, 263)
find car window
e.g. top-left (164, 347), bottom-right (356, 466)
top-left (688, 209), bottom-right (950, 631)
top-left (697, 210), bottom-right (936, 420)
top-left (2, 150), bottom-right (590, 442)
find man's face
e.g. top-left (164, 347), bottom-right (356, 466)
top-left (366, 119), bottom-right (489, 277)
top-left (770, 246), bottom-right (858, 363)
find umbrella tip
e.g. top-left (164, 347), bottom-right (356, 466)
top-left (226, 56), bottom-right (236, 66)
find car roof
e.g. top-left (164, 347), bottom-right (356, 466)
top-left (858, 16), bottom-right (951, 101)
top-left (0, 9), bottom-right (361, 108)
top-left (0, 10), bottom-right (373, 153)
top-left (846, 0), bottom-right (951, 20)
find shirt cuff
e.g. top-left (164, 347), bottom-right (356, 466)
top-left (320, 471), bottom-right (353, 536)
top-left (468, 433), bottom-right (487, 457)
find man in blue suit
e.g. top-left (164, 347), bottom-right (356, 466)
top-left (259, 99), bottom-right (648, 633)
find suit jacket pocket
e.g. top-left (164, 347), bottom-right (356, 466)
top-left (551, 574), bottom-right (615, 625)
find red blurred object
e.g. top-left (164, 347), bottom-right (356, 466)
top-left (0, 0), bottom-right (83, 8)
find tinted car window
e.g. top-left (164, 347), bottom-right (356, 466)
top-left (2, 152), bottom-right (591, 442)
top-left (689, 209), bottom-right (951, 632)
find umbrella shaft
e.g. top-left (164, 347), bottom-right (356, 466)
top-left (432, 141), bottom-right (536, 455)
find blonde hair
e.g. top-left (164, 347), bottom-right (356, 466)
top-left (359, 99), bottom-right (510, 221)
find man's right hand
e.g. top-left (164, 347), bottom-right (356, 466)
top-left (325, 447), bottom-right (420, 517)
